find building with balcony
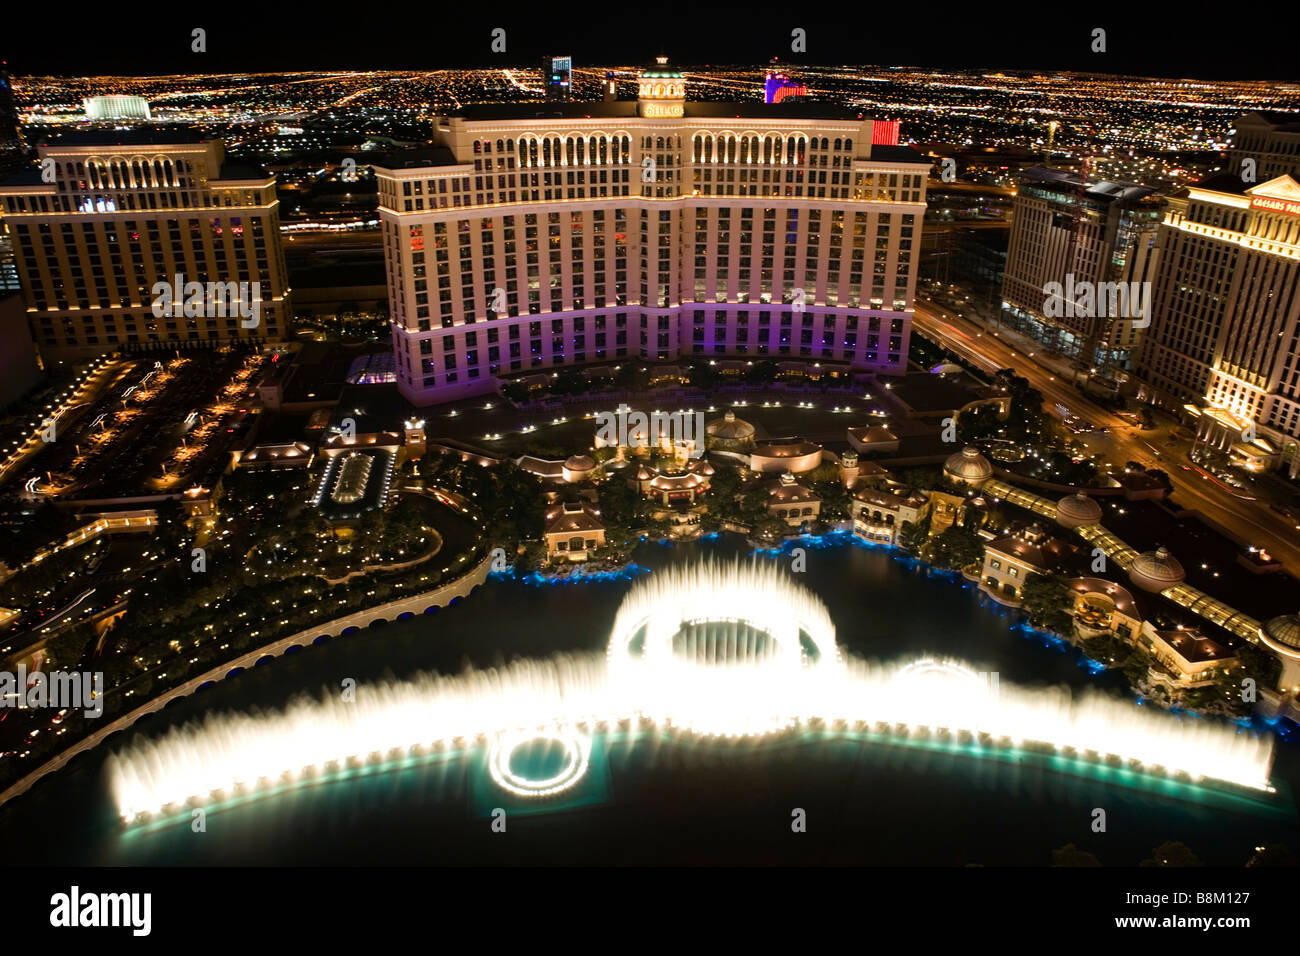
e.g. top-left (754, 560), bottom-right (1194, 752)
top-left (544, 500), bottom-right (605, 562)
top-left (850, 484), bottom-right (926, 544)
top-left (1133, 170), bottom-right (1300, 477)
top-left (1000, 166), bottom-right (1163, 377)
top-left (372, 59), bottom-right (929, 407)
top-left (0, 130), bottom-right (291, 355)
top-left (1227, 112), bottom-right (1300, 182)
top-left (762, 471), bottom-right (821, 527)
top-left (981, 521), bottom-right (1074, 604)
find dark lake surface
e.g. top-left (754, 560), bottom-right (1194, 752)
top-left (4, 534), bottom-right (1296, 865)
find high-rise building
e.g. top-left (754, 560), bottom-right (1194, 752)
top-left (1133, 171), bottom-right (1300, 476)
top-left (0, 63), bottom-right (21, 147)
top-left (1000, 166), bottom-right (1164, 375)
top-left (0, 217), bottom-right (22, 293)
top-left (602, 72), bottom-right (618, 102)
top-left (1227, 112), bottom-right (1300, 182)
top-left (374, 60), bottom-right (929, 406)
top-left (0, 292), bottom-right (43, 407)
top-left (541, 55), bottom-right (572, 102)
top-left (0, 130), bottom-right (292, 356)
top-left (0, 62), bottom-right (30, 181)
top-left (764, 71), bottom-right (807, 105)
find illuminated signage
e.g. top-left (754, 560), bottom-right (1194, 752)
top-left (641, 103), bottom-right (684, 119)
top-left (547, 56), bottom-right (571, 89)
top-left (1251, 195), bottom-right (1300, 216)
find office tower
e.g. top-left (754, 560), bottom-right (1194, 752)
top-left (1227, 112), bottom-right (1300, 182)
top-left (541, 55), bottom-right (572, 102)
top-left (603, 72), bottom-right (618, 102)
top-left (0, 130), bottom-right (292, 356)
top-left (374, 59), bottom-right (929, 406)
top-left (1134, 170), bottom-right (1300, 476)
top-left (1000, 166), bottom-right (1164, 376)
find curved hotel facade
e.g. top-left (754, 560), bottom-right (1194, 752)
top-left (374, 62), bottom-right (930, 406)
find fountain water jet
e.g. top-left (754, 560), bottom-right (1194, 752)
top-left (106, 562), bottom-right (1276, 822)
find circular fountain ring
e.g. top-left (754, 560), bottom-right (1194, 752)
top-left (487, 727), bottom-right (591, 797)
top-left (892, 658), bottom-right (985, 687)
top-left (606, 561), bottom-right (841, 677)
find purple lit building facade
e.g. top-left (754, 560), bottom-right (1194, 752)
top-left (374, 63), bottom-right (929, 406)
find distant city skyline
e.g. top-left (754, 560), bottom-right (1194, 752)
top-left (4, 6), bottom-right (1299, 81)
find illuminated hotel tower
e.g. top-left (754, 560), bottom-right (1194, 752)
top-left (1227, 112), bottom-right (1300, 181)
top-left (541, 55), bottom-right (572, 102)
top-left (0, 130), bottom-right (291, 355)
top-left (1134, 169), bottom-right (1300, 476)
top-left (374, 59), bottom-right (929, 406)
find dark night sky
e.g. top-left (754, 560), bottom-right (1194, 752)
top-left (3, 3), bottom-right (1297, 81)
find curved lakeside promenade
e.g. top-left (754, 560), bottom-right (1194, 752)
top-left (0, 552), bottom-right (493, 812)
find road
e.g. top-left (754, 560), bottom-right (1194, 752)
top-left (913, 299), bottom-right (1300, 577)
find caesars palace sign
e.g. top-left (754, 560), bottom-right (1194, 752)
top-left (1251, 194), bottom-right (1300, 216)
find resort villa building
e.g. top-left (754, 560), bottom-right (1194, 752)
top-left (981, 522), bottom-right (1074, 604)
top-left (1144, 626), bottom-right (1238, 691)
top-left (762, 472), bottom-right (821, 527)
top-left (749, 438), bottom-right (824, 475)
top-left (850, 484), bottom-right (927, 545)
top-left (631, 458), bottom-right (714, 506)
top-left (543, 500), bottom-right (606, 562)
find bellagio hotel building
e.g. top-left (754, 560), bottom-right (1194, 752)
top-left (0, 130), bottom-right (291, 356)
top-left (374, 61), bottom-right (929, 405)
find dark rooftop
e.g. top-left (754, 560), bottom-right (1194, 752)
top-left (868, 144), bottom-right (928, 164)
top-left (1020, 165), bottom-right (1157, 202)
top-left (1193, 172), bottom-right (1249, 195)
top-left (368, 145), bottom-right (458, 170)
top-left (0, 165), bottom-right (43, 187)
top-left (447, 100), bottom-right (868, 122)
top-left (213, 162), bottom-right (271, 181)
top-left (38, 127), bottom-right (209, 148)
top-left (1238, 111), bottom-right (1300, 131)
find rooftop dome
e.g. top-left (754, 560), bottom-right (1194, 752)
top-left (564, 454), bottom-right (595, 472)
top-left (1056, 492), bottom-right (1102, 529)
top-left (943, 446), bottom-right (993, 485)
top-left (1128, 546), bottom-right (1186, 592)
top-left (706, 410), bottom-right (755, 441)
top-left (1262, 612), bottom-right (1300, 654)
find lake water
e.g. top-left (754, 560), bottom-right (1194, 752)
top-left (4, 534), bottom-right (1296, 865)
